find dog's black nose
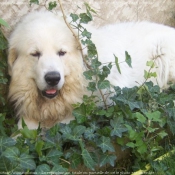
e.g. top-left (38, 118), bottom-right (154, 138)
top-left (45, 71), bottom-right (61, 86)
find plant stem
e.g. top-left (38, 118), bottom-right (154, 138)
top-left (57, 0), bottom-right (91, 70)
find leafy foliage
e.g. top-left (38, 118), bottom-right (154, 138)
top-left (0, 2), bottom-right (175, 174)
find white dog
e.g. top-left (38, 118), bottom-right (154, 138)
top-left (8, 11), bottom-right (175, 130)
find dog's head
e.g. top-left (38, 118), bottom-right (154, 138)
top-left (8, 11), bottom-right (82, 99)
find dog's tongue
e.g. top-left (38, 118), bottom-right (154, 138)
top-left (45, 89), bottom-right (57, 94)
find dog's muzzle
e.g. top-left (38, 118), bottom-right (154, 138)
top-left (42, 71), bottom-right (60, 99)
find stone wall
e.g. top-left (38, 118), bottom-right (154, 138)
top-left (1, 0), bottom-right (175, 38)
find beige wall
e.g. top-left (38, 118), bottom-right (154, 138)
top-left (1, 0), bottom-right (175, 37)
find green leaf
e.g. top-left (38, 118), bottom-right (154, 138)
top-left (135, 140), bottom-right (147, 154)
top-left (73, 125), bottom-right (86, 136)
top-left (146, 60), bottom-right (155, 68)
top-left (125, 51), bottom-right (132, 68)
top-left (97, 136), bottom-right (115, 153)
top-left (73, 103), bottom-right (87, 123)
top-left (70, 13), bottom-right (79, 22)
top-left (97, 80), bottom-right (110, 89)
top-left (144, 70), bottom-right (157, 79)
top-left (20, 126), bottom-right (37, 139)
top-left (158, 131), bottom-right (168, 139)
top-left (80, 13), bottom-right (92, 24)
top-left (35, 140), bottom-right (44, 156)
top-left (134, 112), bottom-right (146, 124)
top-left (59, 125), bottom-right (72, 139)
top-left (126, 142), bottom-right (135, 148)
top-left (0, 137), bottom-right (16, 153)
top-left (71, 152), bottom-right (82, 169)
top-left (84, 2), bottom-right (97, 14)
top-left (81, 149), bottom-right (96, 170)
top-left (48, 1), bottom-right (57, 10)
top-left (145, 111), bottom-right (161, 122)
top-left (46, 149), bottom-right (63, 158)
top-left (101, 66), bottom-right (111, 79)
top-left (83, 70), bottom-right (94, 80)
top-left (3, 147), bottom-right (20, 161)
top-left (100, 153), bottom-right (117, 167)
top-left (82, 29), bottom-right (92, 39)
top-left (0, 114), bottom-right (5, 136)
top-left (30, 0), bottom-right (39, 5)
top-left (20, 153), bottom-right (36, 170)
top-left (114, 54), bottom-right (121, 74)
top-left (0, 19), bottom-right (8, 27)
top-left (3, 147), bottom-right (36, 170)
top-left (84, 128), bottom-right (95, 140)
top-left (52, 165), bottom-right (68, 172)
top-left (0, 156), bottom-right (21, 172)
top-left (87, 82), bottom-right (97, 92)
top-left (91, 58), bottom-right (101, 69)
top-left (110, 117), bottom-right (127, 137)
top-left (112, 87), bottom-right (140, 110)
top-left (87, 43), bottom-right (97, 58)
top-left (35, 164), bottom-right (51, 173)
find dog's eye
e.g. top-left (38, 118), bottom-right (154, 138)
top-left (58, 51), bottom-right (66, 57)
top-left (30, 51), bottom-right (41, 58)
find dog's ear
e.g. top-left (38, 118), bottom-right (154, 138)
top-left (8, 48), bottom-right (17, 76)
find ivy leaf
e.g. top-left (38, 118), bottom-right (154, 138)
top-left (114, 54), bottom-right (121, 74)
top-left (146, 60), bottom-right (155, 68)
top-left (83, 70), bottom-right (94, 80)
top-left (102, 66), bottom-right (111, 78)
top-left (87, 43), bottom-right (97, 58)
top-left (145, 111), bottom-right (161, 122)
top-left (158, 131), bottom-right (168, 139)
top-left (73, 103), bottom-right (87, 123)
top-left (112, 87), bottom-right (140, 110)
top-left (0, 137), bottom-right (16, 153)
top-left (81, 149), bottom-right (96, 170)
top-left (87, 82), bottom-right (97, 92)
top-left (97, 136), bottom-right (115, 153)
top-left (85, 2), bottom-right (97, 14)
top-left (30, 0), bottom-right (39, 5)
top-left (134, 112), bottom-right (146, 124)
top-left (97, 80), bottom-right (110, 89)
top-left (35, 164), bottom-right (51, 173)
top-left (125, 51), bottom-right (132, 68)
top-left (84, 128), bottom-right (95, 140)
top-left (126, 142), bottom-right (135, 148)
top-left (52, 165), bottom-right (68, 172)
top-left (135, 140), bottom-right (147, 154)
top-left (20, 153), bottom-right (36, 170)
top-left (71, 152), bottom-right (82, 169)
top-left (80, 13), bottom-right (92, 24)
top-left (82, 29), bottom-right (92, 39)
top-left (91, 58), bottom-right (101, 69)
top-left (46, 149), bottom-right (63, 158)
top-left (144, 70), bottom-right (157, 79)
top-left (0, 19), bottom-right (9, 27)
top-left (100, 154), bottom-right (117, 167)
top-left (110, 117), bottom-right (127, 137)
top-left (20, 126), bottom-right (37, 139)
top-left (48, 1), bottom-right (57, 10)
top-left (70, 13), bottom-right (79, 22)
top-left (35, 140), bottom-right (44, 156)
top-left (3, 147), bottom-right (20, 161)
top-left (0, 156), bottom-right (21, 172)
top-left (3, 147), bottom-right (36, 170)
top-left (59, 124), bottom-right (72, 140)
top-left (73, 125), bottom-right (86, 137)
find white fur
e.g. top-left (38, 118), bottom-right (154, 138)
top-left (8, 11), bottom-right (175, 129)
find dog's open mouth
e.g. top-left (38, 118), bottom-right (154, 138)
top-left (42, 89), bottom-right (58, 99)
